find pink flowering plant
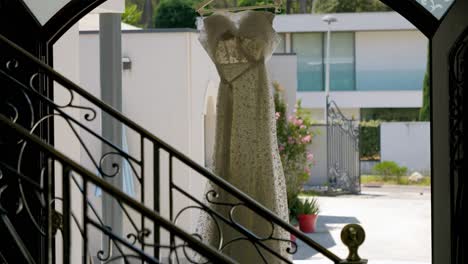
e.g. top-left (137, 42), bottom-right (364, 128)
top-left (273, 82), bottom-right (316, 220)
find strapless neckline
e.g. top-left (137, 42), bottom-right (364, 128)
top-left (202, 10), bottom-right (276, 38)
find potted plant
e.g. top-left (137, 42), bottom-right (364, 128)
top-left (297, 197), bottom-right (320, 233)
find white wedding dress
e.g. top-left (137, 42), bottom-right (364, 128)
top-left (197, 10), bottom-right (290, 263)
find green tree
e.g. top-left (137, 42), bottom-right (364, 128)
top-left (313, 0), bottom-right (391, 13)
top-left (154, 0), bottom-right (198, 28)
top-left (126, 0), bottom-right (161, 28)
top-left (373, 161), bottom-right (408, 183)
top-left (361, 108), bottom-right (420, 121)
top-left (122, 3), bottom-right (143, 27)
top-left (284, 0), bottom-right (316, 14)
top-left (419, 49), bottom-right (430, 121)
top-left (238, 0), bottom-right (277, 12)
top-left (141, 0), bottom-right (154, 28)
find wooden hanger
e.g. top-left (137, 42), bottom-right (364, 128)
top-left (195, 0), bottom-right (282, 16)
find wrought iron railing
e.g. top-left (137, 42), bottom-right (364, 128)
top-left (0, 33), bottom-right (367, 263)
top-left (0, 114), bottom-right (235, 264)
top-left (326, 98), bottom-right (361, 194)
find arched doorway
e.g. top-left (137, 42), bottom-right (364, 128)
top-left (0, 0), bottom-right (465, 263)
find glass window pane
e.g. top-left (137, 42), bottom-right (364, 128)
top-left (275, 33), bottom-right (286, 53)
top-left (292, 33), bottom-right (324, 91)
top-left (22, 0), bottom-right (72, 25)
top-left (326, 32), bottom-right (355, 91)
top-left (416, 0), bottom-right (455, 19)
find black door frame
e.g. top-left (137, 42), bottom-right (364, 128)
top-left (0, 1), bottom-right (111, 263)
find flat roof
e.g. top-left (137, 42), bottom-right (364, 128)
top-left (79, 12), bottom-right (418, 34)
top-left (80, 28), bottom-right (198, 34)
top-left (273, 12), bottom-right (418, 32)
top-left (79, 13), bottom-right (141, 31)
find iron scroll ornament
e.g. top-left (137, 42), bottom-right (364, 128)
top-left (0, 115), bottom-right (236, 264)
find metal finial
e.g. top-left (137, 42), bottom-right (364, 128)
top-left (340, 224), bottom-right (367, 264)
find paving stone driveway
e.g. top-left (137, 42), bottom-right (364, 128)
top-left (294, 185), bottom-right (431, 264)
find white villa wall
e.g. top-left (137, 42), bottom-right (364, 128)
top-left (355, 31), bottom-right (427, 78)
top-left (53, 24), bottom-right (83, 264)
top-left (308, 126), bottom-right (327, 185)
top-left (188, 32), bottom-right (220, 233)
top-left (306, 108), bottom-right (360, 124)
top-left (299, 90), bottom-right (423, 109)
top-left (79, 30), bottom-right (219, 246)
top-left (381, 122), bottom-right (431, 174)
top-left (268, 54), bottom-right (297, 115)
top-left (355, 30), bottom-right (428, 91)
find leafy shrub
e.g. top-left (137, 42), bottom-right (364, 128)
top-left (373, 161), bottom-right (408, 183)
top-left (288, 196), bottom-right (301, 221)
top-left (361, 175), bottom-right (430, 186)
top-left (359, 120), bottom-right (380, 160)
top-left (361, 108), bottom-right (420, 122)
top-left (238, 0), bottom-right (277, 12)
top-left (313, 0), bottom-right (391, 13)
top-left (296, 197), bottom-right (320, 215)
top-left (122, 3), bottom-right (142, 27)
top-left (274, 81), bottom-right (316, 215)
top-left (154, 0), bottom-right (197, 28)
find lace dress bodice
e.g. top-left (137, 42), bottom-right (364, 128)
top-left (200, 11), bottom-right (278, 60)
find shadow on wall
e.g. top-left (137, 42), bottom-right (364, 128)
top-left (294, 215), bottom-right (360, 259)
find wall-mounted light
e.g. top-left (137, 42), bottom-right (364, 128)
top-left (122, 57), bottom-right (131, 70)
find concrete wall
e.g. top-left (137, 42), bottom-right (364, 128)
top-left (79, 30), bottom-right (219, 245)
top-left (307, 125), bottom-right (328, 185)
top-left (53, 24), bottom-right (83, 264)
top-left (298, 90), bottom-right (423, 109)
top-left (355, 31), bottom-right (428, 91)
top-left (307, 107), bottom-right (360, 124)
top-left (361, 160), bottom-right (380, 175)
top-left (380, 122), bottom-right (431, 174)
top-left (50, 5), bottom-right (123, 260)
top-left (268, 54), bottom-right (297, 114)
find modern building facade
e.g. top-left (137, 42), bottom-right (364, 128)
top-left (272, 12), bottom-right (428, 121)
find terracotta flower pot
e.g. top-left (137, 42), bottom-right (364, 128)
top-left (298, 214), bottom-right (318, 233)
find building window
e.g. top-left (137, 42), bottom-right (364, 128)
top-left (275, 33), bottom-right (286, 53)
top-left (292, 33), bottom-right (324, 91)
top-left (327, 32), bottom-right (355, 91)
